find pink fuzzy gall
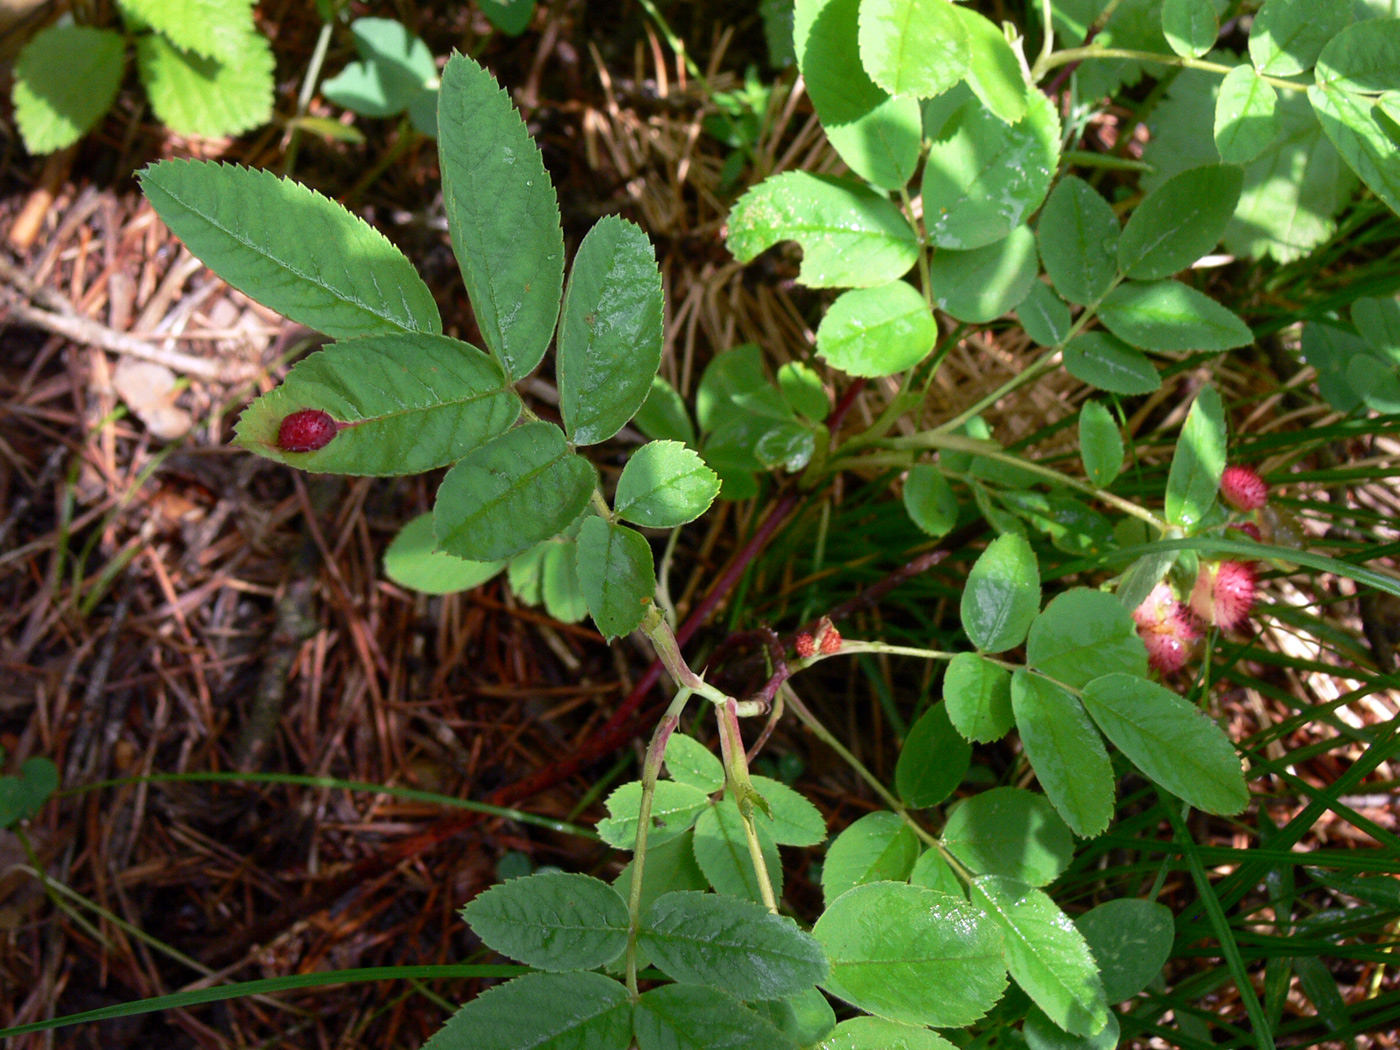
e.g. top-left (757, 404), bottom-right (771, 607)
top-left (1133, 582), bottom-right (1200, 674)
top-left (1190, 561), bottom-right (1257, 631)
top-left (1220, 465), bottom-right (1267, 512)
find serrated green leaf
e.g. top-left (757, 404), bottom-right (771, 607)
top-left (969, 876), bottom-right (1109, 1038)
top-left (778, 361), bottom-right (831, 420)
top-left (1162, 0), bottom-right (1218, 58)
top-left (435, 423), bottom-right (595, 562)
top-left (140, 160), bottom-right (442, 339)
top-left (614, 442), bottom-right (721, 528)
top-left (635, 984), bottom-right (796, 1050)
top-left (422, 971), bottom-right (632, 1050)
top-left (639, 892), bottom-right (828, 999)
top-left (903, 464), bottom-right (960, 538)
top-left (663, 734), bottom-right (724, 793)
top-left (726, 171), bottom-right (919, 288)
top-left (1303, 321), bottom-right (1369, 412)
top-left (692, 798), bottom-right (783, 903)
top-left (541, 541), bottom-right (589, 623)
top-left (1063, 332), bottom-right (1161, 395)
top-left (1074, 898), bottom-right (1175, 1003)
top-left (816, 282), bottom-right (936, 377)
top-left (1018, 283), bottom-right (1074, 348)
top-left (0, 757), bottom-right (59, 828)
top-left (118, 0), bottom-right (255, 62)
top-left (597, 781), bottom-right (710, 850)
top-left (507, 542), bottom-right (549, 604)
top-left (614, 829), bottom-right (709, 916)
top-left (942, 786), bottom-right (1074, 887)
top-left (461, 872), bottom-right (628, 971)
top-left (439, 53), bottom-right (564, 380)
top-left (234, 335), bottom-right (518, 474)
top-left (1078, 401), bottom-right (1123, 488)
top-left (754, 988), bottom-right (836, 1048)
top-left (1165, 384), bottom-right (1227, 528)
top-left (961, 533), bottom-right (1040, 654)
top-left (1026, 589), bottom-right (1148, 688)
top-left (558, 216), bottom-right (665, 444)
top-left (857, 0), bottom-right (969, 97)
top-left (136, 30), bottom-right (274, 139)
top-left (576, 517), bottom-right (654, 639)
top-left (814, 882), bottom-right (1008, 1028)
top-left (818, 1017), bottom-right (957, 1050)
top-left (1011, 671), bottom-right (1114, 838)
top-left (896, 702), bottom-right (970, 809)
top-left (1099, 280), bottom-right (1253, 352)
top-left (1036, 176), bottom-right (1121, 306)
top-left (943, 652), bottom-right (1014, 743)
top-left (928, 226), bottom-right (1040, 323)
top-left (822, 811), bottom-right (920, 904)
top-left (922, 93), bottom-right (1060, 251)
top-left (1117, 164), bottom-right (1242, 279)
top-left (1309, 83), bottom-right (1400, 218)
top-left (997, 491), bottom-right (1114, 558)
top-left (955, 5), bottom-right (1029, 124)
top-left (1354, 296), bottom-right (1400, 362)
top-left (696, 345), bottom-right (785, 433)
top-left (633, 376), bottom-right (696, 445)
top-left (909, 848), bottom-right (964, 897)
top-left (1080, 673), bottom-right (1249, 814)
top-left (1316, 18), bottom-right (1400, 93)
top-left (384, 513), bottom-right (505, 595)
top-left (1249, 0), bottom-right (1351, 77)
top-left (751, 775), bottom-right (827, 846)
top-left (793, 0), bottom-right (922, 190)
top-left (12, 26), bottom-right (124, 154)
top-left (1215, 64), bottom-right (1279, 164)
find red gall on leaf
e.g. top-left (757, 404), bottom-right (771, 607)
top-left (277, 409), bottom-right (339, 452)
top-left (1220, 464), bottom-right (1267, 512)
top-left (1190, 560), bottom-right (1257, 631)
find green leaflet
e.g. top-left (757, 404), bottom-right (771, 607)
top-left (1010, 671), bottom-right (1115, 838)
top-left (969, 876), bottom-right (1110, 1038)
top-left (857, 0), bottom-right (969, 98)
top-left (1080, 673), bottom-right (1249, 815)
top-left (943, 652), bottom-right (1015, 743)
top-left (927, 226), bottom-right (1040, 323)
top-left (576, 517), bottom-right (655, 639)
top-left (1098, 280), bottom-right (1253, 352)
top-left (633, 376), bottom-right (696, 445)
top-left (461, 872), bottom-right (628, 972)
top-left (751, 775), bottom-right (828, 846)
top-left (778, 362), bottom-right (831, 420)
top-left (1075, 898), bottom-right (1176, 1002)
top-left (596, 781), bottom-right (710, 850)
top-left (692, 799), bottom-right (783, 903)
top-left (1315, 19), bottom-right (1400, 93)
top-left (895, 702), bottom-right (971, 808)
top-left (136, 29), bottom-right (274, 139)
top-left (421, 972), bottom-right (632, 1050)
top-left (12, 26), bottom-right (125, 154)
top-left (383, 513), bottom-right (506, 595)
top-left (822, 811), bottom-right (920, 904)
top-left (726, 171), bottom-right (920, 288)
top-left (1117, 164), bottom-right (1242, 279)
top-left (922, 92), bottom-right (1061, 251)
top-left (1249, 0), bottom-right (1350, 76)
top-left (635, 984), bottom-right (796, 1050)
top-left (816, 282), bottom-right (937, 377)
top-left (1165, 384), bottom-right (1227, 528)
top-left (1078, 401), bottom-right (1124, 488)
top-left (479, 0), bottom-right (536, 36)
top-left (321, 18), bottom-right (439, 125)
top-left (439, 53), bottom-right (564, 380)
top-left (234, 335), bottom-right (519, 475)
top-left (961, 533), bottom-right (1040, 654)
top-left (140, 161), bottom-right (441, 339)
top-left (1215, 64), bottom-right (1278, 165)
top-left (639, 891), bottom-right (828, 1000)
top-left (817, 1017), bottom-right (956, 1050)
top-left (1309, 83), bottom-right (1400, 219)
top-left (1026, 589), bottom-right (1148, 688)
top-left (117, 0), bottom-right (254, 63)
top-left (903, 464), bottom-right (960, 538)
top-left (0, 757), bottom-right (59, 829)
top-left (942, 786), bottom-right (1074, 888)
top-left (793, 0), bottom-right (922, 190)
top-left (954, 4), bottom-right (1029, 124)
top-left (1018, 283), bottom-right (1073, 348)
top-left (1063, 332), bottom-right (1160, 395)
top-left (663, 734), bottom-right (724, 793)
top-left (435, 423), bottom-right (595, 562)
top-left (1161, 0), bottom-right (1218, 58)
top-left (1036, 176), bottom-right (1121, 306)
top-left (814, 882), bottom-right (1008, 1029)
top-left (558, 215), bottom-right (665, 445)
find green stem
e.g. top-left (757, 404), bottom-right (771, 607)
top-left (716, 699), bottom-right (779, 914)
top-left (642, 609), bottom-right (732, 706)
top-left (624, 687), bottom-right (693, 999)
top-left (1035, 0), bottom-right (1055, 78)
top-left (1040, 47), bottom-right (1308, 92)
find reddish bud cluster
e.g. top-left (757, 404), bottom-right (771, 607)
top-left (1220, 465), bottom-right (1268, 511)
top-left (795, 633), bottom-right (816, 659)
top-left (819, 623), bottom-right (843, 655)
top-left (277, 409), bottom-right (339, 452)
top-left (1132, 583), bottom-right (1200, 675)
